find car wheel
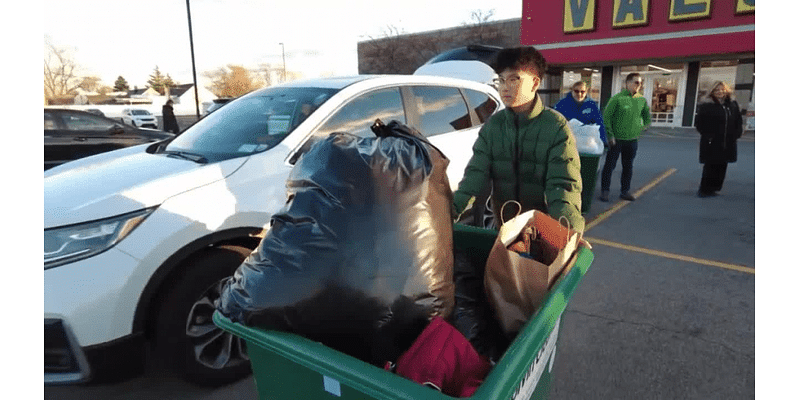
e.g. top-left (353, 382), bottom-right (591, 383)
top-left (153, 245), bottom-right (253, 387)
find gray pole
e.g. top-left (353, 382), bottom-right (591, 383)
top-left (279, 43), bottom-right (286, 82)
top-left (186, 0), bottom-right (200, 118)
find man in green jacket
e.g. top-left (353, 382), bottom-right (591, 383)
top-left (452, 47), bottom-right (584, 232)
top-left (599, 73), bottom-right (651, 202)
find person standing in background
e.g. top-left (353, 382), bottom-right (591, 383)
top-left (693, 81), bottom-right (743, 197)
top-left (162, 99), bottom-right (180, 134)
top-left (599, 73), bottom-right (650, 202)
top-left (554, 81), bottom-right (607, 147)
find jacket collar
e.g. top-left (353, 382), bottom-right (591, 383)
top-left (504, 93), bottom-right (545, 124)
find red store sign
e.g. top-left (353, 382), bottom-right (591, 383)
top-left (521, 0), bottom-right (755, 65)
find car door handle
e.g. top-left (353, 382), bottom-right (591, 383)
top-left (73, 137), bottom-right (88, 141)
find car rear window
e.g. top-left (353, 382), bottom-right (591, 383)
top-left (62, 112), bottom-right (116, 131)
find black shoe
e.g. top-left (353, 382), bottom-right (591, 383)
top-left (620, 192), bottom-right (636, 201)
top-left (599, 190), bottom-right (609, 202)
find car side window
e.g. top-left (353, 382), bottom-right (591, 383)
top-left (464, 89), bottom-right (499, 124)
top-left (316, 87), bottom-right (405, 139)
top-left (63, 112), bottom-right (116, 131)
top-left (409, 86), bottom-right (471, 137)
top-left (44, 112), bottom-right (57, 130)
top-left (289, 87), bottom-right (405, 165)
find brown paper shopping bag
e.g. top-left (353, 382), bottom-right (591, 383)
top-left (484, 202), bottom-right (581, 336)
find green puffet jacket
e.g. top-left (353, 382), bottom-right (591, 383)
top-left (452, 95), bottom-right (585, 232)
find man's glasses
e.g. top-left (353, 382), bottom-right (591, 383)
top-left (631, 80), bottom-right (643, 85)
top-left (493, 76), bottom-right (522, 86)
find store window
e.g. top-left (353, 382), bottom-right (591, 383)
top-left (560, 69), bottom-right (602, 102)
top-left (697, 60), bottom-right (738, 101)
top-left (620, 63), bottom-right (686, 126)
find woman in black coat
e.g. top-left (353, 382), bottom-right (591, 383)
top-left (693, 81), bottom-right (743, 197)
top-left (162, 99), bottom-right (180, 134)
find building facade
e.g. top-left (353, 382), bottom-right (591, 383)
top-left (357, 1), bottom-right (754, 129)
top-left (526, 0), bottom-right (755, 129)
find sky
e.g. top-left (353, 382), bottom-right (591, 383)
top-left (43, 0), bottom-right (524, 89)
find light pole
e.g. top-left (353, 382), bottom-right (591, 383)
top-left (279, 43), bottom-right (286, 82)
top-left (186, 0), bottom-right (200, 118)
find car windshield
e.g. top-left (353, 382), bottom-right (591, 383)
top-left (132, 110), bottom-right (151, 115)
top-left (164, 86), bottom-right (338, 163)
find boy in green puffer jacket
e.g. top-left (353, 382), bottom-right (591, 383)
top-left (451, 46), bottom-right (584, 232)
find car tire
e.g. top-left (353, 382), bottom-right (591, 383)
top-left (152, 245), bottom-right (253, 387)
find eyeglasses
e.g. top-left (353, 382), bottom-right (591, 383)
top-left (493, 76), bottom-right (522, 86)
top-left (631, 80), bottom-right (643, 85)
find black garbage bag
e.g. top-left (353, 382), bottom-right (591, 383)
top-left (216, 120), bottom-right (455, 366)
top-left (452, 248), bottom-right (510, 363)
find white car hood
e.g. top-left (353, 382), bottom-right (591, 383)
top-left (44, 146), bottom-right (247, 228)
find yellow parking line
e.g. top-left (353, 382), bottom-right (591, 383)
top-left (585, 237), bottom-right (755, 275)
top-left (582, 167), bottom-right (753, 274)
top-left (585, 168), bottom-right (677, 231)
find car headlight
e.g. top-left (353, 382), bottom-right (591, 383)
top-left (44, 207), bottom-right (156, 269)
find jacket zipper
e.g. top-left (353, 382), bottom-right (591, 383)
top-left (722, 102), bottom-right (729, 152)
top-left (513, 115), bottom-right (520, 201)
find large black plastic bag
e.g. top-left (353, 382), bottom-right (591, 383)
top-left (452, 248), bottom-right (509, 363)
top-left (216, 120), bottom-right (455, 365)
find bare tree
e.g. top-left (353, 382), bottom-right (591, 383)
top-left (78, 76), bottom-right (102, 92)
top-left (205, 65), bottom-right (264, 98)
top-left (44, 39), bottom-right (82, 99)
top-left (258, 63), bottom-right (284, 87)
top-left (461, 9), bottom-right (505, 44)
top-left (358, 25), bottom-right (444, 74)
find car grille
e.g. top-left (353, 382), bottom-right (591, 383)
top-left (45, 319), bottom-right (90, 384)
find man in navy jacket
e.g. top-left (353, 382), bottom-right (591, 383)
top-left (554, 81), bottom-right (607, 146)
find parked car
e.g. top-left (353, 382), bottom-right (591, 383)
top-left (121, 108), bottom-right (158, 128)
top-left (203, 98), bottom-right (234, 116)
top-left (421, 44), bottom-right (502, 67)
top-left (85, 108), bottom-right (105, 117)
top-left (44, 108), bottom-right (174, 170)
top-left (44, 73), bottom-right (502, 387)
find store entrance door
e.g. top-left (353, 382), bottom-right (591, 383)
top-left (642, 73), bottom-right (681, 126)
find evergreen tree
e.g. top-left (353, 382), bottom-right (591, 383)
top-left (147, 66), bottom-right (176, 95)
top-left (114, 76), bottom-right (130, 92)
top-left (147, 65), bottom-right (172, 95)
top-left (163, 74), bottom-right (178, 95)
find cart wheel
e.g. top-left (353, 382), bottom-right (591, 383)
top-left (153, 245), bottom-right (252, 387)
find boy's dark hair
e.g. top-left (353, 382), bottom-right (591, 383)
top-left (625, 72), bottom-right (642, 83)
top-left (492, 46), bottom-right (547, 78)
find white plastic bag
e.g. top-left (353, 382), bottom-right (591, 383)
top-left (568, 119), bottom-right (603, 155)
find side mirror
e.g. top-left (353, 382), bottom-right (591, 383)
top-left (109, 124), bottom-right (126, 135)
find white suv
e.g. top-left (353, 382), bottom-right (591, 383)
top-left (121, 108), bottom-right (158, 129)
top-left (44, 73), bottom-right (501, 386)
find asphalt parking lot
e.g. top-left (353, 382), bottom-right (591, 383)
top-left (45, 126), bottom-right (755, 399)
top-left (551, 127), bottom-right (754, 399)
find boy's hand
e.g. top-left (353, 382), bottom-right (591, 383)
top-left (608, 137), bottom-right (616, 147)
